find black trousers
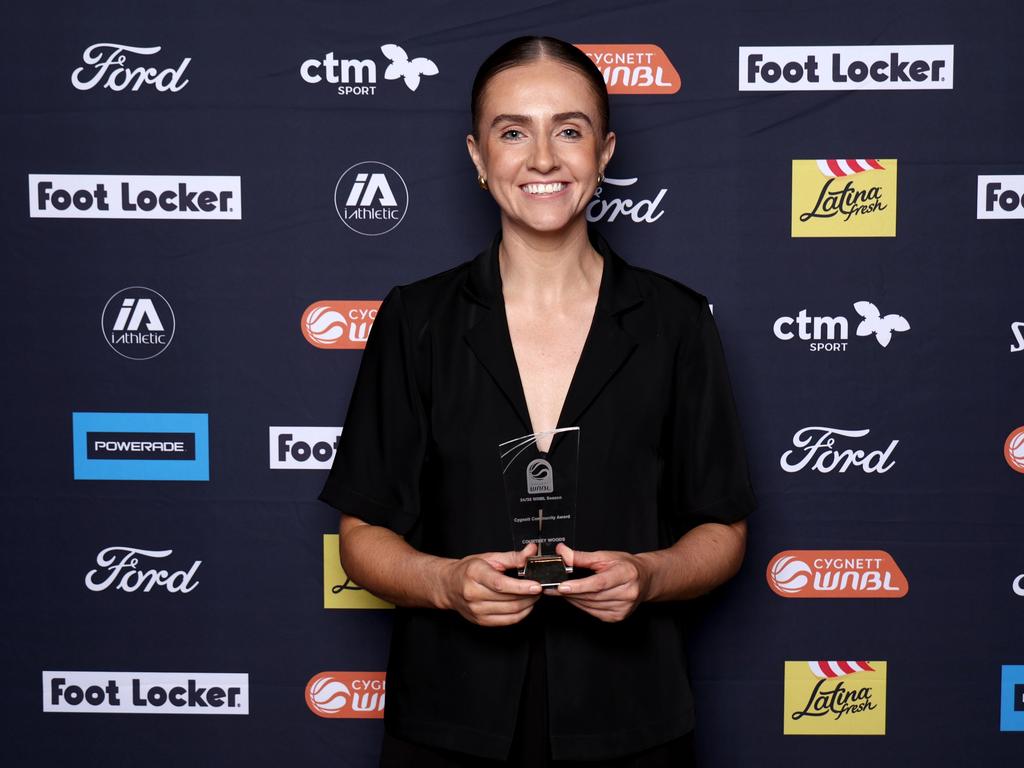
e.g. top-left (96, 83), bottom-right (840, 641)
top-left (380, 625), bottom-right (696, 767)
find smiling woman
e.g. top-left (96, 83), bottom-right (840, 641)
top-left (320, 35), bottom-right (755, 767)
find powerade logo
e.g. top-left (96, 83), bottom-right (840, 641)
top-left (1001, 666), bottom-right (1024, 731)
top-left (72, 412), bottom-right (209, 480)
top-left (740, 45), bottom-right (953, 91)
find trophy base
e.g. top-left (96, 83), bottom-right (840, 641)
top-left (519, 555), bottom-right (572, 587)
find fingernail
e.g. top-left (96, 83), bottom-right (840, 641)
top-left (558, 584), bottom-right (571, 593)
top-left (529, 584), bottom-right (541, 593)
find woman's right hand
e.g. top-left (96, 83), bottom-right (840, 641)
top-left (442, 543), bottom-right (542, 626)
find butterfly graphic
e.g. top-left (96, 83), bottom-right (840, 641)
top-left (853, 301), bottom-right (910, 347)
top-left (381, 44), bottom-right (438, 91)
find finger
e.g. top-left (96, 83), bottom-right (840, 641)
top-left (563, 599), bottom-right (630, 622)
top-left (554, 542), bottom-right (575, 568)
top-left (472, 597), bottom-right (540, 615)
top-left (481, 604), bottom-right (536, 627)
top-left (557, 568), bottom-right (629, 595)
top-left (472, 566), bottom-right (542, 597)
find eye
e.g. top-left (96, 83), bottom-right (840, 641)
top-left (559, 127), bottom-right (582, 139)
top-left (500, 128), bottom-right (524, 141)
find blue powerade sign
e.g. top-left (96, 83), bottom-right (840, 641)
top-left (73, 412), bottom-right (209, 480)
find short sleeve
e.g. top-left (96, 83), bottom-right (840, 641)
top-left (319, 286), bottom-right (427, 535)
top-left (666, 300), bottom-right (756, 532)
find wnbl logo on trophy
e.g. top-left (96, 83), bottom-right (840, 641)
top-left (791, 159), bottom-right (897, 237)
top-left (784, 661), bottom-right (887, 735)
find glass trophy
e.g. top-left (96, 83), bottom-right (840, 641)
top-left (499, 427), bottom-right (580, 586)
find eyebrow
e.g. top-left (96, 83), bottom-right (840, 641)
top-left (490, 111), bottom-right (594, 129)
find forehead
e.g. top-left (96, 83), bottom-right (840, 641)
top-left (478, 59), bottom-right (600, 120)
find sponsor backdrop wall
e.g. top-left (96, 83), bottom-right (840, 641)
top-left (2, 0), bottom-right (1022, 764)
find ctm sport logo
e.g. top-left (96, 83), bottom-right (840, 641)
top-left (72, 412), bottom-right (209, 481)
top-left (784, 661), bottom-right (887, 735)
top-left (792, 159), bottom-right (897, 237)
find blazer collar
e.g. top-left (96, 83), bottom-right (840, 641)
top-left (462, 230), bottom-right (644, 434)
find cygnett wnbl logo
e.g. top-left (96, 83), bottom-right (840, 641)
top-left (72, 412), bottom-right (209, 480)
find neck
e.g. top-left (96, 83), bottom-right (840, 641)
top-left (498, 217), bottom-right (602, 307)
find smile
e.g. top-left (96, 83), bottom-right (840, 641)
top-left (521, 182), bottom-right (567, 195)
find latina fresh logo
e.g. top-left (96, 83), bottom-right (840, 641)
top-left (792, 159), bottom-right (897, 237)
top-left (323, 534), bottom-right (392, 609)
top-left (784, 661), bottom-right (887, 735)
top-left (767, 551), bottom-right (908, 598)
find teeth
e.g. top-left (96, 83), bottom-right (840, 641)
top-left (523, 183), bottom-right (565, 194)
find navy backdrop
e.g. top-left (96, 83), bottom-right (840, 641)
top-left (2, 0), bottom-right (1022, 765)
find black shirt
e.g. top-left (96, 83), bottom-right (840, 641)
top-left (319, 230), bottom-right (755, 761)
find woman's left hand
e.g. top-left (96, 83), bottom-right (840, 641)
top-left (544, 543), bottom-right (651, 622)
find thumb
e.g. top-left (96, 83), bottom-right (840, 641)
top-left (486, 542), bottom-right (537, 571)
top-left (562, 545), bottom-right (611, 570)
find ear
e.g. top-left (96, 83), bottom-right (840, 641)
top-left (599, 131), bottom-right (617, 174)
top-left (466, 133), bottom-right (486, 179)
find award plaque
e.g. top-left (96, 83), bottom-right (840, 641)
top-left (499, 427), bottom-right (580, 586)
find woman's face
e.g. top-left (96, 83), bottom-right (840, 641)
top-left (467, 59), bottom-right (615, 238)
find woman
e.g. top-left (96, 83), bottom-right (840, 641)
top-left (320, 36), bottom-right (755, 766)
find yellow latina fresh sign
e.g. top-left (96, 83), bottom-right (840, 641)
top-left (784, 660), bottom-right (887, 735)
top-left (323, 534), bottom-right (392, 609)
top-left (791, 159), bottom-right (897, 237)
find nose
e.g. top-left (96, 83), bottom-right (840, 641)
top-left (528, 133), bottom-right (559, 174)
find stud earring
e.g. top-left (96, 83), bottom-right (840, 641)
top-left (597, 172), bottom-right (604, 185)
top-left (477, 175), bottom-right (488, 190)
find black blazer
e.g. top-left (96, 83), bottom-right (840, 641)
top-left (320, 230), bottom-right (755, 760)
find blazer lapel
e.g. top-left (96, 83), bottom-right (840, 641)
top-left (462, 235), bottom-right (532, 432)
top-left (556, 309), bottom-right (637, 430)
top-left (464, 310), bottom-right (533, 433)
top-left (557, 241), bottom-right (643, 429)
